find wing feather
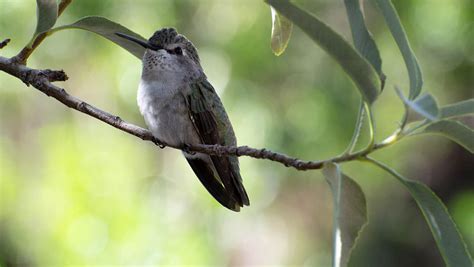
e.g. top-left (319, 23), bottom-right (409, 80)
top-left (186, 80), bottom-right (249, 206)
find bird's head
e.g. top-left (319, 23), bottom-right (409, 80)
top-left (117, 28), bottom-right (204, 82)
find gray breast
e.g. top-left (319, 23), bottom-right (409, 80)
top-left (137, 80), bottom-right (200, 147)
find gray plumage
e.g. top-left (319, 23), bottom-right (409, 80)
top-left (120, 28), bottom-right (249, 211)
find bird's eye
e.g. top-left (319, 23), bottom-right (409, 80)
top-left (174, 46), bottom-right (183, 55)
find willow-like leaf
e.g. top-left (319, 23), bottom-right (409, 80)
top-left (51, 16), bottom-right (146, 59)
top-left (323, 163), bottom-right (368, 267)
top-left (28, 0), bottom-right (58, 47)
top-left (270, 7), bottom-right (293, 56)
top-left (374, 0), bottom-right (422, 99)
top-left (266, 0), bottom-right (381, 104)
top-left (422, 120), bottom-right (474, 153)
top-left (440, 99), bottom-right (474, 119)
top-left (366, 158), bottom-right (473, 267)
top-left (344, 0), bottom-right (384, 84)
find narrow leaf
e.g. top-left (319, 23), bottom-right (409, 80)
top-left (374, 0), bottom-right (423, 99)
top-left (343, 0), bottom-right (384, 83)
top-left (323, 163), bottom-right (368, 267)
top-left (51, 16), bottom-right (146, 59)
top-left (440, 99), bottom-right (474, 119)
top-left (34, 0), bottom-right (58, 36)
top-left (271, 7), bottom-right (293, 56)
top-left (266, 0), bottom-right (381, 104)
top-left (407, 98), bottom-right (474, 125)
top-left (367, 158), bottom-right (473, 267)
top-left (422, 120), bottom-right (474, 153)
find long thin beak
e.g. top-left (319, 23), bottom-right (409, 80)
top-left (115, 32), bottom-right (158, 50)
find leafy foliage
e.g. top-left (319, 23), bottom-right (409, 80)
top-left (266, 0), bottom-right (381, 104)
top-left (265, 1), bottom-right (472, 266)
top-left (1, 0), bottom-right (473, 266)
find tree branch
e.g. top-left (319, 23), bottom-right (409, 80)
top-left (0, 39), bottom-right (10, 49)
top-left (0, 54), bottom-right (393, 170)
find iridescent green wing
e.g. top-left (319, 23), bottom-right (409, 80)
top-left (186, 80), bottom-right (249, 206)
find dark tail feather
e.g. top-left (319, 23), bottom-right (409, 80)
top-left (230, 168), bottom-right (250, 206)
top-left (186, 158), bottom-right (241, 211)
top-left (210, 155), bottom-right (250, 207)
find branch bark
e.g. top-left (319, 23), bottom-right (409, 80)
top-left (0, 52), bottom-right (388, 170)
top-left (0, 39), bottom-right (10, 49)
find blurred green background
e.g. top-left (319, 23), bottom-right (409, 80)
top-left (0, 0), bottom-right (472, 266)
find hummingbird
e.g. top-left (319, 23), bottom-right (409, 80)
top-left (116, 28), bottom-right (249, 211)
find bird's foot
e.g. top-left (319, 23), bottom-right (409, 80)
top-left (182, 143), bottom-right (196, 155)
top-left (153, 138), bottom-right (166, 149)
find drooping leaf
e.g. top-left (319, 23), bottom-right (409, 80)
top-left (374, 0), bottom-right (423, 99)
top-left (51, 16), bottom-right (147, 59)
top-left (367, 158), bottom-right (473, 267)
top-left (422, 120), bottom-right (474, 153)
top-left (322, 163), bottom-right (368, 267)
top-left (440, 99), bottom-right (474, 119)
top-left (266, 0), bottom-right (381, 104)
top-left (343, 0), bottom-right (384, 84)
top-left (270, 7), bottom-right (293, 56)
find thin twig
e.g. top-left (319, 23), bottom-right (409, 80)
top-left (0, 38), bottom-right (10, 49)
top-left (0, 55), bottom-right (397, 170)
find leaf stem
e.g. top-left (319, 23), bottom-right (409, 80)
top-left (364, 102), bottom-right (375, 150)
top-left (361, 156), bottom-right (403, 182)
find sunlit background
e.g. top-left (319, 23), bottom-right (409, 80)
top-left (0, 0), bottom-right (472, 266)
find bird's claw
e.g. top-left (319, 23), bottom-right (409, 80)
top-left (153, 139), bottom-right (166, 149)
top-left (182, 144), bottom-right (196, 155)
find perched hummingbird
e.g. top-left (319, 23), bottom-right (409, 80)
top-left (116, 28), bottom-right (249, 211)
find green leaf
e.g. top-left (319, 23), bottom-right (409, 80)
top-left (367, 158), bottom-right (473, 267)
top-left (343, 0), bottom-right (384, 83)
top-left (407, 99), bottom-right (473, 126)
top-left (396, 88), bottom-right (439, 121)
top-left (35, 0), bottom-right (58, 35)
top-left (322, 163), bottom-right (368, 267)
top-left (266, 0), bottom-right (381, 104)
top-left (407, 94), bottom-right (439, 121)
top-left (374, 0), bottom-right (423, 99)
top-left (440, 99), bottom-right (474, 119)
top-left (422, 120), bottom-right (474, 153)
top-left (29, 0), bottom-right (58, 46)
top-left (270, 7), bottom-right (293, 56)
top-left (51, 16), bottom-right (146, 59)
top-left (411, 94), bottom-right (439, 121)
